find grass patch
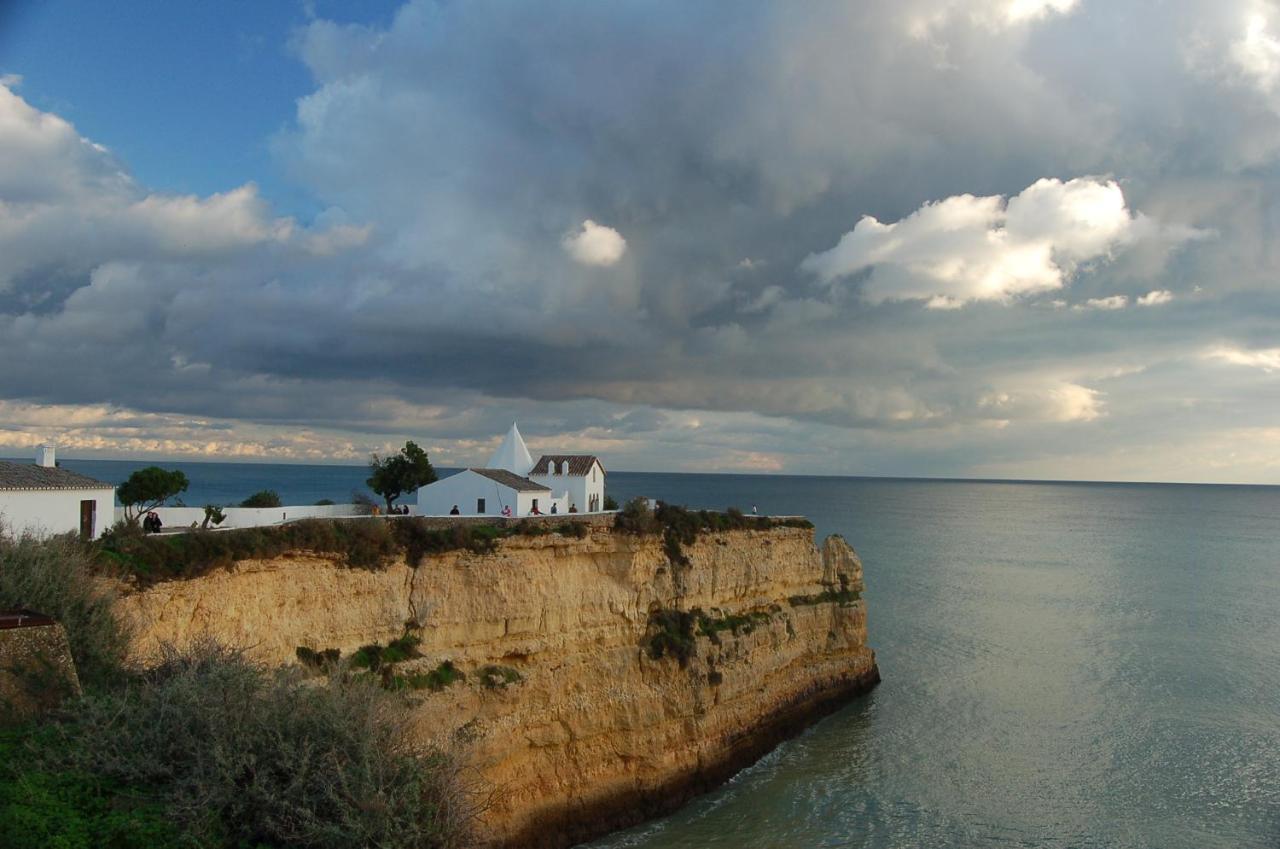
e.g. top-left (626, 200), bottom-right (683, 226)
top-left (389, 661), bottom-right (465, 693)
top-left (695, 609), bottom-right (773, 644)
top-left (477, 665), bottom-right (522, 690)
top-left (351, 634), bottom-right (421, 672)
top-left (0, 725), bottom-right (182, 849)
top-left (646, 607), bottom-right (779, 663)
top-left (788, 588), bottom-right (861, 607)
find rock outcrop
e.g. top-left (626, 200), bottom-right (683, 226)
top-left (114, 523), bottom-right (879, 848)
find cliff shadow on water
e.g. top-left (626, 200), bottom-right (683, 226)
top-left (102, 507), bottom-right (879, 848)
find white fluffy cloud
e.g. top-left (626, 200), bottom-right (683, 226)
top-left (802, 177), bottom-right (1150, 307)
top-left (1231, 10), bottom-right (1280, 93)
top-left (562, 219), bottom-right (627, 267)
top-left (980, 382), bottom-right (1104, 423)
top-left (1136, 289), bottom-right (1174, 306)
top-left (0, 82), bottom-right (359, 292)
top-left (1205, 345), bottom-right (1280, 371)
top-left (1078, 295), bottom-right (1129, 310)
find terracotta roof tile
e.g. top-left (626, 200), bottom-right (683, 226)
top-left (0, 461), bottom-right (113, 491)
top-left (528, 455), bottom-right (603, 476)
top-left (468, 468), bottom-right (551, 492)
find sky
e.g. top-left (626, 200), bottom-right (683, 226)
top-left (0, 0), bottom-right (1279, 482)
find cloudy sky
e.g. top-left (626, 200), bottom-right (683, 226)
top-left (1, 0), bottom-right (1279, 482)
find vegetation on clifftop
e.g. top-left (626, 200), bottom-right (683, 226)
top-left (95, 516), bottom-right (593, 584)
top-left (0, 532), bottom-right (477, 849)
top-left (615, 498), bottom-right (813, 569)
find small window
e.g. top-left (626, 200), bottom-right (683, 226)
top-left (477, 498), bottom-right (486, 514)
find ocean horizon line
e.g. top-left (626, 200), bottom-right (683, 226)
top-left (4, 454), bottom-right (1276, 491)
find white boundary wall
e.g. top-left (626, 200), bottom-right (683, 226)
top-left (0, 488), bottom-right (115, 539)
top-left (121, 503), bottom-right (384, 531)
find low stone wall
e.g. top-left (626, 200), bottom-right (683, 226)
top-left (0, 615), bottom-right (80, 723)
top-left (398, 512), bottom-right (617, 531)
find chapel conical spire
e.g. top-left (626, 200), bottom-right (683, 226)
top-left (486, 422), bottom-right (534, 476)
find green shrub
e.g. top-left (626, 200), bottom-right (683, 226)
top-left (614, 497), bottom-right (660, 535)
top-left (94, 517), bottom-right (604, 585)
top-left (615, 501), bottom-right (814, 568)
top-left (27, 641), bottom-right (475, 849)
top-left (695, 609), bottom-right (773, 644)
top-left (352, 643), bottom-right (386, 671)
top-left (0, 725), bottom-right (181, 849)
top-left (645, 609), bottom-right (698, 666)
top-left (295, 646), bottom-right (341, 671)
top-left (98, 518), bottom-right (401, 583)
top-left (603, 495), bottom-right (619, 511)
top-left (0, 533), bottom-right (130, 690)
top-left (477, 665), bottom-right (522, 689)
top-left (391, 661), bottom-right (465, 693)
top-left (239, 490), bottom-right (282, 508)
top-left (788, 587), bottom-right (861, 607)
top-left (554, 522), bottom-right (588, 539)
top-left (382, 634), bottom-right (422, 664)
top-left (315, 499), bottom-right (335, 506)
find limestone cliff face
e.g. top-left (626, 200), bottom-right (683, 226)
top-left (114, 525), bottom-right (879, 848)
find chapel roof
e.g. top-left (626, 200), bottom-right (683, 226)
top-left (0, 461), bottom-right (113, 492)
top-left (528, 455), bottom-right (604, 476)
top-left (485, 423), bottom-right (535, 477)
top-left (468, 468), bottom-right (551, 492)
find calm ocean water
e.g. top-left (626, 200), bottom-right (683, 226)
top-left (25, 459), bottom-right (1280, 847)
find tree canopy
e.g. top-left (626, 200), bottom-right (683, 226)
top-left (367, 441), bottom-right (437, 511)
top-left (118, 467), bottom-right (189, 523)
top-left (239, 490), bottom-right (282, 508)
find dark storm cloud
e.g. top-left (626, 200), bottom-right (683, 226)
top-left (3, 0), bottom-right (1280, 478)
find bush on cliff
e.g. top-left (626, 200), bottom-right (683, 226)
top-left (0, 532), bottom-right (131, 690)
top-left (98, 518), bottom-right (401, 583)
top-left (8, 641), bottom-right (477, 849)
top-left (615, 500), bottom-right (815, 568)
top-left (0, 725), bottom-right (181, 849)
top-left (98, 517), bottom-right (595, 583)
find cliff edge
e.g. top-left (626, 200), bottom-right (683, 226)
top-left (114, 522), bottom-right (879, 848)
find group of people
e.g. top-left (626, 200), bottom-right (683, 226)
top-left (526, 502), bottom-right (578, 516)
top-left (373, 504), bottom-right (411, 515)
top-left (142, 511), bottom-right (164, 533)
top-left (446, 502), bottom-right (579, 517)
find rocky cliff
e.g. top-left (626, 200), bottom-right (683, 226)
top-left (114, 523), bottom-right (879, 848)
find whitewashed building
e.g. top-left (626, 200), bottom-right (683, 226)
top-left (416, 467), bottom-right (552, 518)
top-left (417, 423), bottom-right (608, 517)
top-left (528, 455), bottom-right (606, 513)
top-left (0, 447), bottom-right (115, 539)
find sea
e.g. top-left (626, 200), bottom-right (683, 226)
top-left (29, 458), bottom-right (1280, 848)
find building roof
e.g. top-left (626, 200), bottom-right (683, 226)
top-left (0, 461), bottom-right (113, 492)
top-left (486, 423), bottom-right (535, 476)
top-left (468, 468), bottom-right (551, 492)
top-left (528, 455), bottom-right (604, 476)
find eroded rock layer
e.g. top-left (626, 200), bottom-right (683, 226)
top-left (115, 524), bottom-right (879, 848)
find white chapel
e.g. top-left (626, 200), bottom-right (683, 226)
top-left (416, 424), bottom-right (606, 517)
